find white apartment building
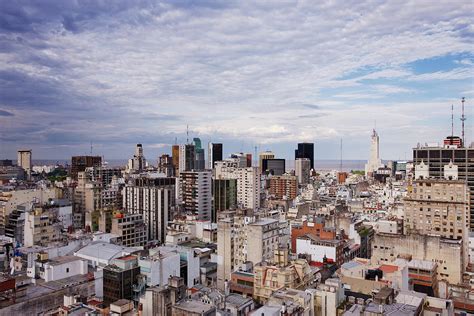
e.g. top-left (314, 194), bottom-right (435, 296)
top-left (237, 167), bottom-right (260, 210)
top-left (123, 181), bottom-right (174, 244)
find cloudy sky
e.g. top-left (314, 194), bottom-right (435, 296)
top-left (1, 1), bottom-right (473, 162)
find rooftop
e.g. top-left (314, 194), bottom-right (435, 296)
top-left (408, 259), bottom-right (437, 271)
top-left (173, 299), bottom-right (215, 313)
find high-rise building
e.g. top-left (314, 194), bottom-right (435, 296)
top-left (158, 154), bottom-right (174, 177)
top-left (237, 167), bottom-right (260, 210)
top-left (262, 158), bottom-right (285, 175)
top-left (208, 143), bottom-right (223, 169)
top-left (258, 151), bottom-right (274, 172)
top-left (123, 177), bottom-right (175, 243)
top-left (364, 129), bottom-right (382, 176)
top-left (172, 145), bottom-right (180, 176)
top-left (193, 138), bottom-right (205, 170)
top-left (413, 141), bottom-right (474, 229)
top-left (17, 149), bottom-right (32, 180)
top-left (179, 144), bottom-right (195, 173)
top-left (404, 178), bottom-right (470, 271)
top-left (127, 143), bottom-right (147, 172)
top-left (180, 170), bottom-right (212, 221)
top-left (295, 143), bottom-right (314, 170)
top-left (269, 174), bottom-right (298, 200)
top-left (212, 179), bottom-right (237, 222)
top-left (71, 156), bottom-right (102, 180)
top-left (295, 158), bottom-right (311, 185)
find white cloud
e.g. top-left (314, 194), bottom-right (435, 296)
top-left (1, 0), bottom-right (473, 159)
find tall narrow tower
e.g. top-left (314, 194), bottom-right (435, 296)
top-left (364, 129), bottom-right (382, 176)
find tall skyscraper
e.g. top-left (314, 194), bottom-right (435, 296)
top-left (180, 170), bottom-right (212, 220)
top-left (258, 151), bottom-right (275, 172)
top-left (193, 138), bottom-right (205, 170)
top-left (123, 177), bottom-right (176, 243)
top-left (364, 129), bottom-right (382, 176)
top-left (17, 149), bottom-right (32, 180)
top-left (208, 143), bottom-right (223, 169)
top-left (295, 143), bottom-right (314, 170)
top-left (295, 158), bottom-right (311, 185)
top-left (71, 155), bottom-right (102, 180)
top-left (179, 144), bottom-right (195, 172)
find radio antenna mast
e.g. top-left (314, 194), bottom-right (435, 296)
top-left (461, 97), bottom-right (466, 146)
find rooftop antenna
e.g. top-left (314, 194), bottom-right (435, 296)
top-left (461, 97), bottom-right (466, 146)
top-left (174, 137), bottom-right (177, 145)
top-left (90, 141), bottom-right (93, 155)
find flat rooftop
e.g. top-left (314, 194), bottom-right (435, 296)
top-left (173, 299), bottom-right (215, 313)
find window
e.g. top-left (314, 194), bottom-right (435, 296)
top-left (66, 268), bottom-right (70, 273)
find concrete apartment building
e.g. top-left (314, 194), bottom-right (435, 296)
top-left (23, 206), bottom-right (64, 247)
top-left (247, 218), bottom-right (280, 265)
top-left (413, 140), bottom-right (474, 229)
top-left (404, 178), bottom-right (470, 263)
top-left (123, 176), bottom-right (175, 244)
top-left (216, 213), bottom-right (280, 291)
top-left (111, 213), bottom-right (147, 247)
top-left (269, 174), bottom-right (298, 200)
top-left (371, 233), bottom-right (464, 285)
top-left (295, 158), bottom-right (311, 185)
top-left (17, 149), bottom-right (32, 180)
top-left (180, 170), bottom-right (212, 221)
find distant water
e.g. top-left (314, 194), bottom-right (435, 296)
top-left (33, 159), bottom-right (367, 171)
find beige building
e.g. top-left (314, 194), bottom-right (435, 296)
top-left (0, 188), bottom-right (56, 232)
top-left (404, 179), bottom-right (470, 262)
top-left (111, 213), bottom-right (147, 247)
top-left (217, 214), bottom-right (249, 290)
top-left (371, 233), bottom-right (464, 285)
top-left (17, 149), bottom-right (32, 180)
top-left (24, 206), bottom-right (64, 247)
top-left (216, 213), bottom-right (280, 290)
top-left (253, 249), bottom-right (317, 303)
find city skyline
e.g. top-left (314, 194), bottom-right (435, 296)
top-left (1, 1), bottom-right (473, 160)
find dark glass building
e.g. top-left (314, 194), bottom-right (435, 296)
top-left (262, 158), bottom-right (286, 176)
top-left (212, 179), bottom-right (237, 222)
top-left (208, 143), bottom-right (223, 169)
top-left (103, 255), bottom-right (141, 305)
top-left (295, 143), bottom-right (314, 170)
